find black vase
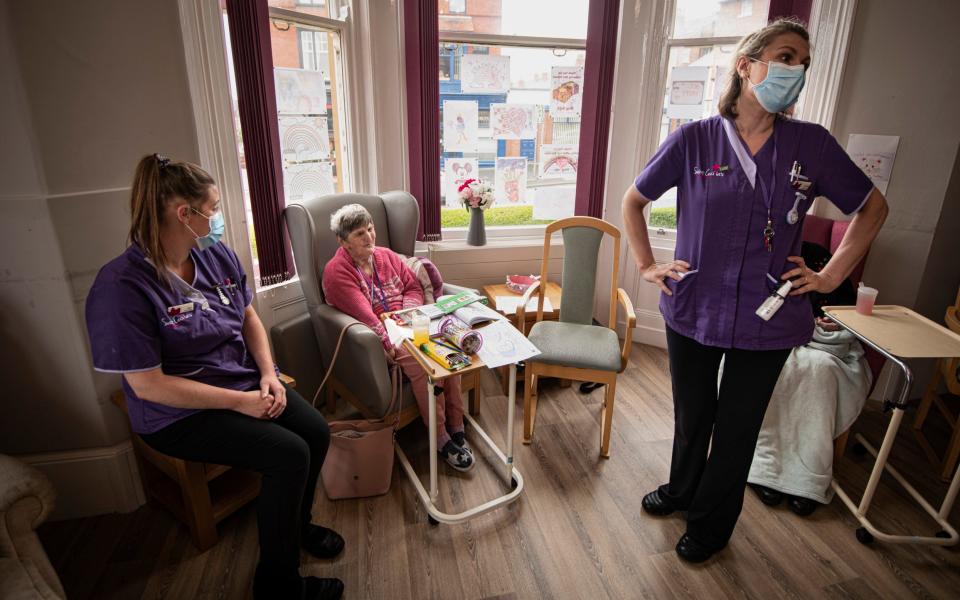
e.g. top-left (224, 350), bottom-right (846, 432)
top-left (467, 207), bottom-right (486, 246)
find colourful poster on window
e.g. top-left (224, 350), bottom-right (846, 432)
top-left (279, 116), bottom-right (330, 163)
top-left (539, 144), bottom-right (578, 180)
top-left (495, 157), bottom-right (529, 205)
top-left (274, 68), bottom-right (327, 115)
top-left (283, 161), bottom-right (335, 203)
top-left (442, 100), bottom-right (479, 153)
top-left (460, 54), bottom-right (511, 94)
top-left (491, 104), bottom-right (536, 140)
top-left (550, 66), bottom-right (583, 120)
top-left (443, 158), bottom-right (478, 207)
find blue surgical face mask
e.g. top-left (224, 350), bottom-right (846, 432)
top-left (748, 58), bottom-right (806, 114)
top-left (187, 207), bottom-right (225, 250)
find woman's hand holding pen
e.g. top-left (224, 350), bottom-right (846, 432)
top-left (782, 256), bottom-right (838, 296)
top-left (641, 260), bottom-right (691, 296)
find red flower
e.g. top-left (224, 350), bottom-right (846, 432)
top-left (458, 178), bottom-right (477, 193)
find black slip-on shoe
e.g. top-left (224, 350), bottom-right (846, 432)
top-left (750, 484), bottom-right (784, 506)
top-left (675, 534), bottom-right (719, 564)
top-left (304, 576), bottom-right (344, 600)
top-left (641, 488), bottom-right (676, 516)
top-left (302, 525), bottom-right (345, 559)
top-left (787, 495), bottom-right (819, 516)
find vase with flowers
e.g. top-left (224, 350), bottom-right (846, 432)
top-left (458, 178), bottom-right (495, 246)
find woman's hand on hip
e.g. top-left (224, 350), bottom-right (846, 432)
top-left (234, 390), bottom-right (274, 419)
top-left (641, 260), bottom-right (691, 296)
top-left (783, 256), bottom-right (838, 296)
top-left (260, 374), bottom-right (287, 418)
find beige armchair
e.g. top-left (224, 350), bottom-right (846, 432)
top-left (0, 454), bottom-right (65, 600)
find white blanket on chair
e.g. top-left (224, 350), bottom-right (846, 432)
top-left (746, 326), bottom-right (872, 504)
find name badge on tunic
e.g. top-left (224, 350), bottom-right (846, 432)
top-left (167, 302), bottom-right (195, 316)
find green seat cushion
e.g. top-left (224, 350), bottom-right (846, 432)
top-left (527, 321), bottom-right (621, 372)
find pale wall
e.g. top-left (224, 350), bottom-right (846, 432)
top-left (0, 0), bottom-right (201, 517)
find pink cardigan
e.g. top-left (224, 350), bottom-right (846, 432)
top-left (323, 246), bottom-right (424, 351)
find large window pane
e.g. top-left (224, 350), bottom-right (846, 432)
top-left (223, 7), bottom-right (351, 288)
top-left (438, 42), bottom-right (585, 228)
top-left (672, 0), bottom-right (769, 39)
top-left (440, 0), bottom-right (587, 40)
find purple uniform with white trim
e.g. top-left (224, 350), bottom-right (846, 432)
top-left (634, 115), bottom-right (873, 351)
top-left (85, 243), bottom-right (259, 434)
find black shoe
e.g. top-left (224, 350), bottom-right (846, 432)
top-left (302, 525), bottom-right (345, 559)
top-left (641, 488), bottom-right (676, 516)
top-left (750, 484), bottom-right (784, 506)
top-left (675, 534), bottom-right (718, 564)
top-left (579, 381), bottom-right (603, 393)
top-left (304, 576), bottom-right (344, 600)
top-left (252, 573), bottom-right (306, 600)
top-left (787, 496), bottom-right (819, 516)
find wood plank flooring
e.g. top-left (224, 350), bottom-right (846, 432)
top-left (39, 344), bottom-right (960, 599)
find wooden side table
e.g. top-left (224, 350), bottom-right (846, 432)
top-left (483, 282), bottom-right (563, 395)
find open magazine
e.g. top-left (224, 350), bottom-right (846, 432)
top-left (391, 292), bottom-right (501, 326)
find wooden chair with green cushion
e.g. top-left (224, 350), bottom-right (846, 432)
top-left (518, 216), bottom-right (636, 458)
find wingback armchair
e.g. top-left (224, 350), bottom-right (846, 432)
top-left (273, 191), bottom-right (476, 421)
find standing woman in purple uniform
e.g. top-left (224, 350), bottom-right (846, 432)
top-left (85, 155), bottom-right (344, 600)
top-left (622, 19), bottom-right (888, 562)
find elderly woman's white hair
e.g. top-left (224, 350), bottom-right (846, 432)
top-left (329, 203), bottom-right (373, 240)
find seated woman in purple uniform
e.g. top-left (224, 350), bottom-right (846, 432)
top-left (622, 19), bottom-right (888, 563)
top-left (84, 154), bottom-right (343, 600)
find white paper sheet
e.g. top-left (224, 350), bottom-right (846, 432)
top-left (442, 100), bottom-right (479, 153)
top-left (539, 144), bottom-right (578, 180)
top-left (667, 66), bottom-right (709, 120)
top-left (460, 54), bottom-right (511, 94)
top-left (475, 320), bottom-right (541, 368)
top-left (550, 65), bottom-right (583, 120)
top-left (532, 185), bottom-right (576, 220)
top-left (283, 161), bottom-right (335, 202)
top-left (384, 318), bottom-right (412, 347)
top-left (495, 296), bottom-right (553, 315)
top-left (279, 116), bottom-right (330, 162)
top-left (847, 134), bottom-right (900, 195)
top-left (495, 157), bottom-right (529, 205)
top-left (490, 104), bottom-right (537, 140)
top-left (274, 68), bottom-right (327, 115)
top-left (443, 158), bottom-right (479, 207)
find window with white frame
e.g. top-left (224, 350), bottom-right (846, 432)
top-left (438, 0), bottom-right (589, 230)
top-left (649, 0), bottom-right (770, 231)
top-left (221, 1), bottom-right (352, 287)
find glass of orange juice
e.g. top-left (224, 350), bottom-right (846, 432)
top-left (412, 311), bottom-right (430, 346)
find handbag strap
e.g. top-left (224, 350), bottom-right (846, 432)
top-left (312, 321), bottom-right (403, 428)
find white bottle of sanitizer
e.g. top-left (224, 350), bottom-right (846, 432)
top-left (755, 280), bottom-right (793, 321)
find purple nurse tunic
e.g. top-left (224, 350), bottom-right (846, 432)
top-left (85, 242), bottom-right (261, 434)
top-left (634, 115), bottom-right (873, 351)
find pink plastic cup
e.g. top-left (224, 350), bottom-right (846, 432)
top-left (856, 285), bottom-right (878, 315)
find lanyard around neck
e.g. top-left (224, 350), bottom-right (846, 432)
top-left (354, 258), bottom-right (388, 312)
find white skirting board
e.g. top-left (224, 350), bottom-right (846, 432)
top-left (18, 440), bottom-right (146, 521)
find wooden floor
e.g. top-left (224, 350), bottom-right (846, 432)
top-left (40, 344), bottom-right (960, 599)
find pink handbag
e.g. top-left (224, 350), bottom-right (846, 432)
top-left (315, 323), bottom-right (402, 500)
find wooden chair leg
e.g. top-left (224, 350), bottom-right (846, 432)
top-left (600, 379), bottom-right (616, 458)
top-left (833, 429), bottom-right (851, 463)
top-left (175, 460), bottom-right (218, 551)
top-left (941, 419), bottom-right (960, 482)
top-left (469, 370), bottom-right (482, 416)
top-left (325, 384), bottom-right (337, 413)
top-left (523, 368), bottom-right (538, 444)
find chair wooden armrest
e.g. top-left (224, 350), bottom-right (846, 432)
top-left (617, 288), bottom-right (636, 371)
top-left (516, 280), bottom-right (543, 335)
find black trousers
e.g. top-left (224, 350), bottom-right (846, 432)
top-left (662, 326), bottom-right (790, 550)
top-left (141, 384), bottom-right (330, 580)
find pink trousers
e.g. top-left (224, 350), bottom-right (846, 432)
top-left (394, 346), bottom-right (464, 444)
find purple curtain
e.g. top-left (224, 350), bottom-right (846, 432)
top-left (225, 0), bottom-right (293, 286)
top-left (768, 0), bottom-right (813, 23)
top-left (403, 0), bottom-right (442, 241)
top-left (574, 0), bottom-right (621, 218)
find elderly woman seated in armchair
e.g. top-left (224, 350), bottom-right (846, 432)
top-left (322, 204), bottom-right (474, 472)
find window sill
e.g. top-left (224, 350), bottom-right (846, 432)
top-left (441, 223), bottom-right (549, 241)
